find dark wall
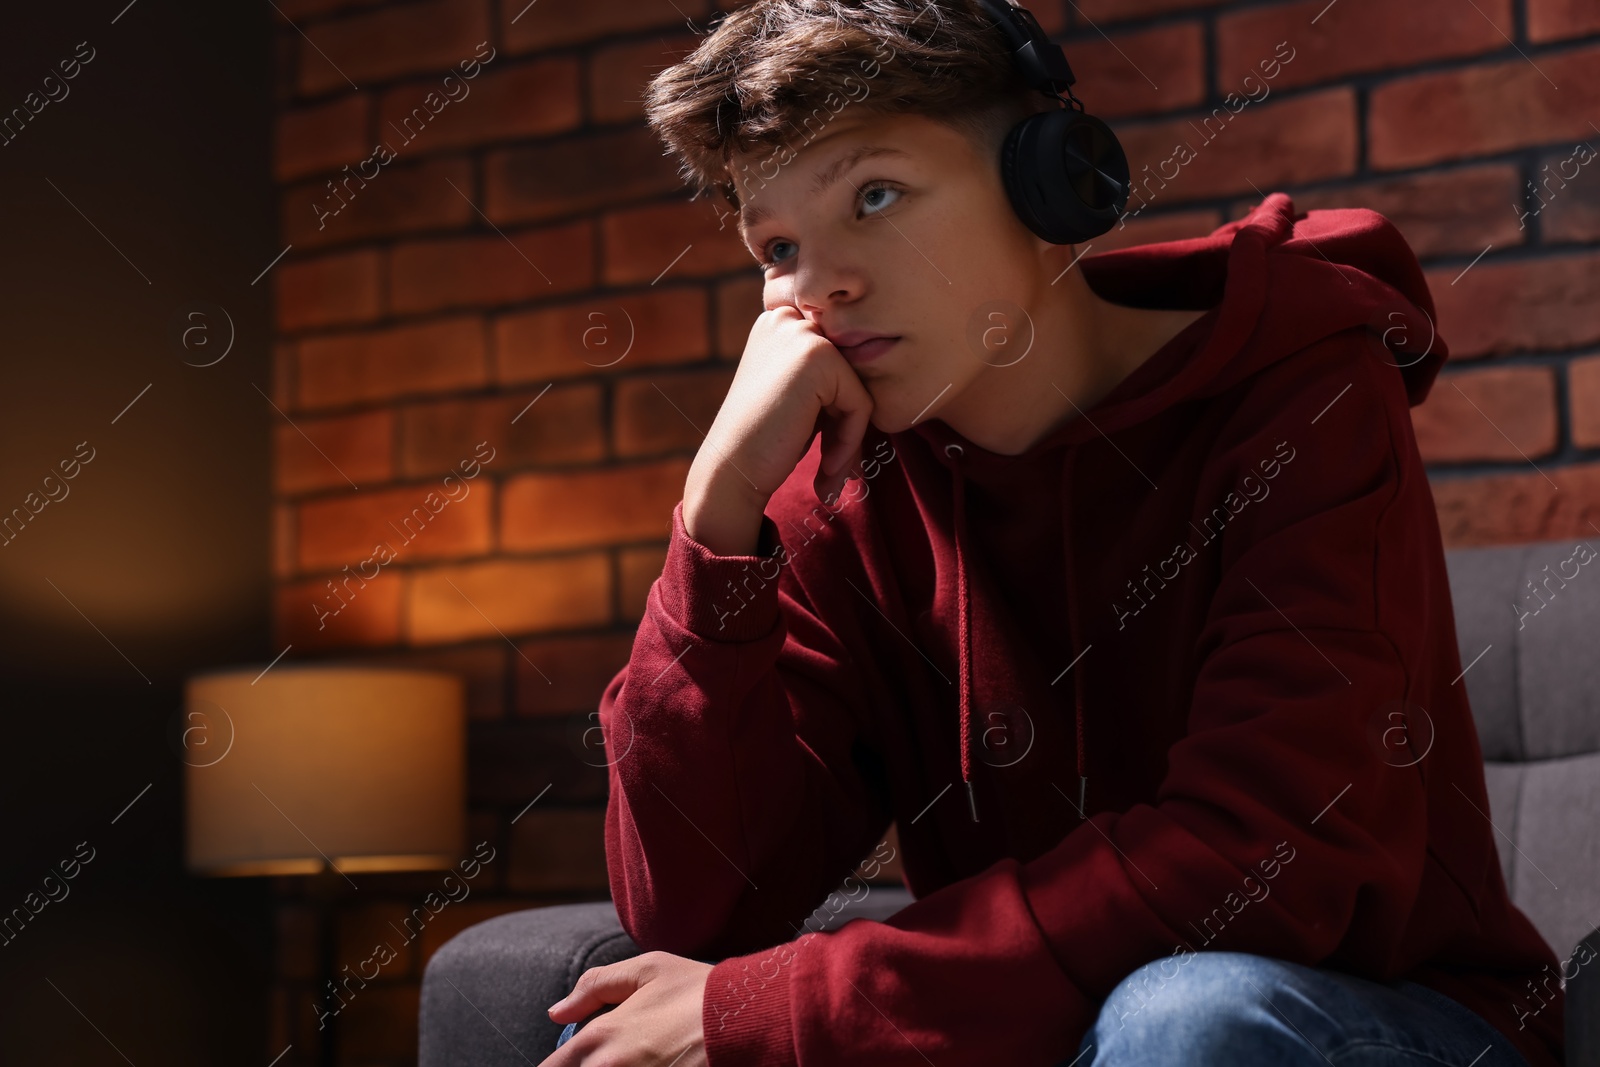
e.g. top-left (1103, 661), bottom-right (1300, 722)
top-left (0, 0), bottom-right (276, 1062)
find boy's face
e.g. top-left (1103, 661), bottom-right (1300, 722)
top-left (732, 110), bottom-right (1053, 433)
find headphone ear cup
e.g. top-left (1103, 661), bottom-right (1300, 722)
top-left (1000, 108), bottom-right (1132, 245)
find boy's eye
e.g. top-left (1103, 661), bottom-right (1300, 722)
top-left (763, 239), bottom-right (796, 267)
top-left (758, 180), bottom-right (903, 269)
top-left (858, 180), bottom-right (900, 216)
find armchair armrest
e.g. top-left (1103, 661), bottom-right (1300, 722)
top-left (417, 885), bottom-right (915, 1066)
top-left (419, 901), bottom-right (639, 1067)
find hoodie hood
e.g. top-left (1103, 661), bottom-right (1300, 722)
top-left (907, 191), bottom-right (1447, 822)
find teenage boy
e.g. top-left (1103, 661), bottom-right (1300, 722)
top-left (541, 2), bottom-right (1566, 1066)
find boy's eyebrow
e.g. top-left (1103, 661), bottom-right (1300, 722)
top-left (739, 144), bottom-right (910, 232)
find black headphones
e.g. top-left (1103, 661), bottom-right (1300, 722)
top-left (975, 0), bottom-right (1131, 244)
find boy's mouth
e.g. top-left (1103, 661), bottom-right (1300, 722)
top-left (837, 336), bottom-right (900, 365)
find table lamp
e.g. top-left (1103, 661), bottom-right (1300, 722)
top-left (182, 664), bottom-right (466, 1065)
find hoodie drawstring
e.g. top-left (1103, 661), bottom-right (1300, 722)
top-left (950, 456), bottom-right (980, 823)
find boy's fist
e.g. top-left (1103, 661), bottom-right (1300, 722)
top-left (683, 305), bottom-right (874, 555)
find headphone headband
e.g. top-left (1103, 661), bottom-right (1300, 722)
top-left (975, 0), bottom-right (1077, 99)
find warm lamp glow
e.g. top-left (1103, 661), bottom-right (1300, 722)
top-left (184, 665), bottom-right (466, 877)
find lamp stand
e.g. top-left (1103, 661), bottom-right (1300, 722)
top-left (308, 866), bottom-right (347, 1067)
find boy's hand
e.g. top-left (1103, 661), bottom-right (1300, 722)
top-left (684, 305), bottom-right (874, 555)
top-left (541, 951), bottom-right (714, 1067)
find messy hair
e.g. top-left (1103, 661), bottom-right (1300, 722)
top-left (642, 0), bottom-right (1059, 211)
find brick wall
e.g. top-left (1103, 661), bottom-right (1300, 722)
top-left (265, 0), bottom-right (1600, 1061)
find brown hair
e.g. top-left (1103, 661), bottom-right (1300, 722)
top-left (642, 0), bottom-right (1059, 211)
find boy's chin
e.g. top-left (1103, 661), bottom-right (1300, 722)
top-left (865, 396), bottom-right (923, 437)
top-left (867, 374), bottom-right (964, 435)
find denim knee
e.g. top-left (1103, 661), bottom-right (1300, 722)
top-left (1082, 951), bottom-right (1317, 1065)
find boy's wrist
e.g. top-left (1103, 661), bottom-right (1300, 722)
top-left (683, 470), bottom-right (770, 558)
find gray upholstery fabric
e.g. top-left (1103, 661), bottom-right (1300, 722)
top-left (1447, 539), bottom-right (1600, 762)
top-left (418, 885), bottom-right (914, 1065)
top-left (1448, 539), bottom-right (1600, 1066)
top-left (422, 538), bottom-right (1600, 1065)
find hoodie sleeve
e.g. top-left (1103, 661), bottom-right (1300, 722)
top-left (599, 491), bottom-right (895, 962)
top-left (699, 335), bottom-right (1454, 1066)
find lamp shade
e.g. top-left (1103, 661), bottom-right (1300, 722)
top-left (184, 665), bottom-right (466, 877)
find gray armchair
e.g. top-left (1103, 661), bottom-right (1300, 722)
top-left (420, 537), bottom-right (1600, 1065)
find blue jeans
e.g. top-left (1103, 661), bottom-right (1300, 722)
top-left (1068, 950), bottom-right (1533, 1066)
top-left (556, 951), bottom-right (1534, 1065)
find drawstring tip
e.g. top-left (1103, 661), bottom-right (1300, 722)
top-left (1077, 775), bottom-right (1088, 819)
top-left (965, 779), bottom-right (980, 822)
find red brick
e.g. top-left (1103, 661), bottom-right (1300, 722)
top-left (506, 808), bottom-right (608, 893)
top-left (1528, 0), bottom-right (1600, 42)
top-left (602, 198), bottom-right (755, 285)
top-left (377, 56), bottom-right (581, 154)
top-left (467, 723), bottom-right (609, 808)
top-left (360, 642), bottom-right (510, 721)
top-left (1115, 88), bottom-right (1356, 216)
top-left (337, 901), bottom-right (420, 981)
top-left (1369, 45), bottom-right (1600, 170)
top-left (1090, 208), bottom-right (1222, 255)
top-left (390, 219), bottom-right (596, 315)
top-left (505, 386), bottom-right (608, 468)
top-left (1076, 0), bottom-right (1213, 24)
top-left (613, 367), bottom-right (737, 457)
top-left (296, 482), bottom-right (494, 571)
top-left (298, 0), bottom-right (491, 97)
top-left (504, 0), bottom-right (708, 53)
top-left (273, 339), bottom-right (296, 409)
top-left (1429, 462), bottom-right (1600, 547)
top-left (1571, 355), bottom-right (1600, 448)
top-left (496, 287), bottom-right (709, 386)
top-left (1063, 22), bottom-right (1204, 119)
top-left (273, 502), bottom-right (297, 581)
top-left (274, 408), bottom-right (394, 495)
top-left (1411, 366), bottom-right (1558, 463)
top-left (619, 544), bottom-right (668, 622)
top-left (588, 32), bottom-right (702, 126)
top-left (280, 156), bottom-right (476, 249)
top-left (483, 127), bottom-right (683, 227)
top-left (335, 983), bottom-right (419, 1063)
top-left (1427, 250), bottom-right (1600, 358)
top-left (1029, 0), bottom-right (1068, 35)
top-left (715, 275), bottom-right (765, 361)
top-left (274, 249), bottom-right (382, 332)
top-left (275, 94), bottom-right (371, 183)
top-left (501, 459), bottom-right (692, 552)
top-left (1238, 166), bottom-right (1526, 260)
top-left (406, 556), bottom-right (612, 644)
top-left (1533, 145), bottom-right (1600, 243)
top-left (274, 571), bottom-right (403, 649)
top-left (1217, 0), bottom-right (1509, 94)
top-left (514, 633), bottom-right (635, 716)
top-left (296, 317), bottom-right (488, 410)
top-left (400, 387), bottom-right (605, 477)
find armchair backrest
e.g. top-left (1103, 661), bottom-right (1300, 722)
top-left (1445, 537), bottom-right (1600, 965)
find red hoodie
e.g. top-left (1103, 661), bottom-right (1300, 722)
top-left (598, 192), bottom-right (1566, 1067)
